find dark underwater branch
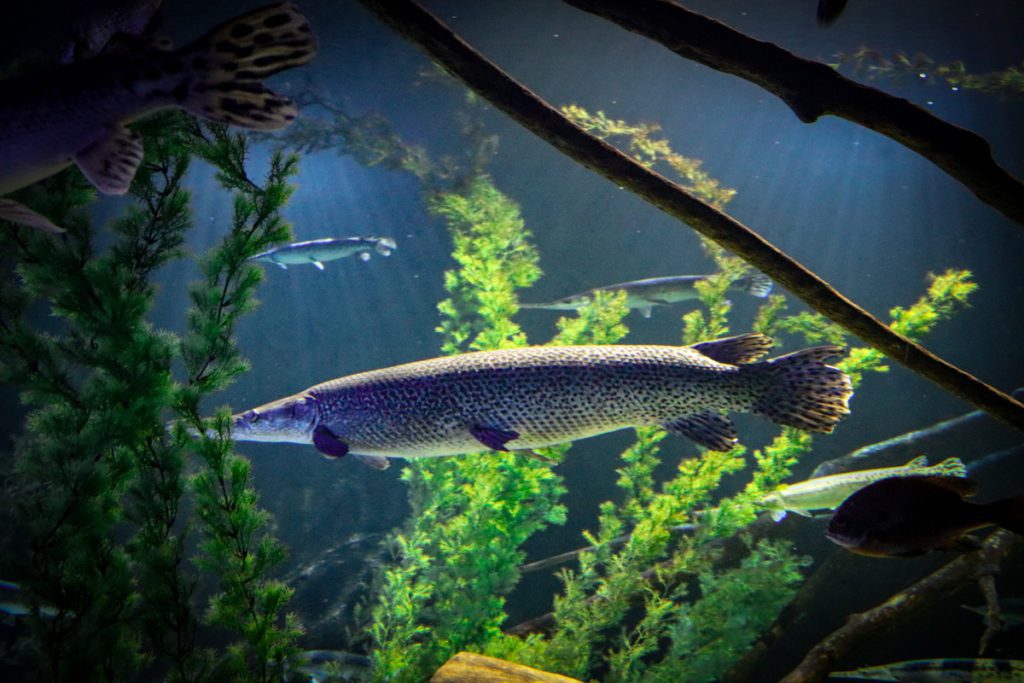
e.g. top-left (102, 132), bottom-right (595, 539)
top-left (561, 0), bottom-right (1024, 229)
top-left (778, 530), bottom-right (1021, 683)
top-left (355, 0), bottom-right (1024, 432)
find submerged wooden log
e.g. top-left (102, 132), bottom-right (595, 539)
top-left (563, 0), bottom-right (1024, 230)
top-left (355, 0), bottom-right (1024, 432)
top-left (430, 652), bottom-right (584, 683)
top-left (778, 530), bottom-right (1021, 683)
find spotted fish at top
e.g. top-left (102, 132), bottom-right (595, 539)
top-left (521, 273), bottom-right (773, 318)
top-left (0, 2), bottom-right (317, 233)
top-left (228, 333), bottom-right (853, 469)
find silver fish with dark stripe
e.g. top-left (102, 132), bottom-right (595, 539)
top-left (229, 333), bottom-right (853, 469)
top-left (0, 2), bottom-right (316, 233)
top-left (521, 273), bottom-right (773, 318)
top-left (829, 658), bottom-right (1024, 681)
top-left (251, 236), bottom-right (397, 270)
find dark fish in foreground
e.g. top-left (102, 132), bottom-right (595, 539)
top-left (829, 658), bottom-right (1024, 681)
top-left (0, 2), bottom-right (317, 233)
top-left (521, 273), bottom-right (773, 318)
top-left (250, 236), bottom-right (396, 270)
top-left (228, 333), bottom-right (852, 468)
top-left (826, 476), bottom-right (1024, 558)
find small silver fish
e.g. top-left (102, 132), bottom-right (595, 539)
top-left (829, 658), bottom-right (1024, 682)
top-left (962, 598), bottom-right (1024, 629)
top-left (228, 333), bottom-right (852, 468)
top-left (521, 273), bottom-right (773, 318)
top-left (760, 455), bottom-right (967, 522)
top-left (250, 236), bottom-right (397, 270)
top-left (0, 2), bottom-right (317, 233)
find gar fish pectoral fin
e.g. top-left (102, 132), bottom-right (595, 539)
top-left (663, 412), bottom-right (738, 452)
top-left (74, 124), bottom-right (144, 195)
top-left (470, 425), bottom-right (520, 452)
top-left (0, 198), bottom-right (64, 234)
top-left (312, 260), bottom-right (325, 270)
top-left (359, 252), bottom-right (371, 262)
top-left (771, 510), bottom-right (788, 523)
top-left (312, 425), bottom-right (349, 459)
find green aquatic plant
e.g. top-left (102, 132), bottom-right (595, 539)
top-left (0, 113), bottom-right (300, 681)
top-left (834, 47), bottom-right (1024, 97)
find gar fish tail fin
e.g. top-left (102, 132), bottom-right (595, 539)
top-left (179, 2), bottom-right (317, 130)
top-left (926, 457), bottom-right (968, 478)
top-left (739, 273), bottom-right (773, 298)
top-left (375, 238), bottom-right (397, 256)
top-left (988, 496), bottom-right (1024, 536)
top-left (752, 346), bottom-right (853, 433)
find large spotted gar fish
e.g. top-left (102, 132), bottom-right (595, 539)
top-left (229, 333), bottom-right (853, 470)
top-left (0, 2), bottom-right (316, 233)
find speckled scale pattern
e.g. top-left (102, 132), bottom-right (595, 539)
top-left (306, 345), bottom-right (767, 457)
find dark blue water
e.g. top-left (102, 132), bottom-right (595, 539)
top-left (2, 0), bottom-right (1023, 679)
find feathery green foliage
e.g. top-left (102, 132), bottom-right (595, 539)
top-left (834, 47), bottom-right (1024, 97)
top-left (0, 113), bottom-right (300, 682)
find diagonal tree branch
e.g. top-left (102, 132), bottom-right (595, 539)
top-left (563, 0), bottom-right (1024, 229)
top-left (355, 0), bottom-right (1024, 431)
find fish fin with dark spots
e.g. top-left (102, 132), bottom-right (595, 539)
top-left (928, 457), bottom-right (967, 478)
top-left (0, 198), bottom-right (64, 234)
top-left (312, 424), bottom-right (348, 459)
top-left (74, 124), bottom-right (144, 195)
top-left (181, 2), bottom-right (317, 131)
top-left (752, 345), bottom-right (853, 433)
top-left (988, 496), bottom-right (1024, 536)
top-left (741, 273), bottom-right (773, 298)
top-left (352, 454), bottom-right (390, 470)
top-left (692, 333), bottom-right (773, 365)
top-left (903, 455), bottom-right (929, 468)
top-left (470, 425), bottom-right (519, 451)
top-left (663, 412), bottom-right (737, 451)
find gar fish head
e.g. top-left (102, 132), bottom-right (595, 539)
top-left (231, 393), bottom-right (318, 443)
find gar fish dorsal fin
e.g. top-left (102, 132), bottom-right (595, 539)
top-left (691, 333), bottom-right (773, 365)
top-left (903, 455), bottom-right (929, 468)
top-left (74, 124), bottom-right (144, 195)
top-left (929, 457), bottom-right (967, 478)
top-left (920, 475), bottom-right (979, 498)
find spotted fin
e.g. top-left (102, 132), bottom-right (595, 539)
top-left (663, 412), bottom-right (737, 451)
top-left (691, 333), bottom-right (773, 365)
top-left (182, 3), bottom-right (317, 131)
top-left (74, 125), bottom-right (144, 195)
top-left (740, 273), bottom-right (773, 298)
top-left (0, 199), bottom-right (63, 234)
top-left (752, 346), bottom-right (852, 433)
top-left (471, 425), bottom-right (519, 452)
top-left (312, 425), bottom-right (348, 459)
